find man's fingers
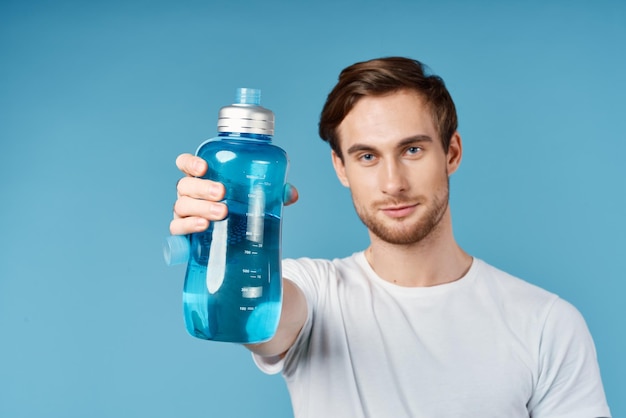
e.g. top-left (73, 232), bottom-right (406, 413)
top-left (170, 196), bottom-right (228, 236)
top-left (176, 153), bottom-right (208, 177)
top-left (177, 177), bottom-right (225, 201)
top-left (170, 217), bottom-right (209, 235)
top-left (283, 183), bottom-right (299, 206)
top-left (174, 196), bottom-right (228, 221)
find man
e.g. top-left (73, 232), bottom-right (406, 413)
top-left (170, 57), bottom-right (611, 417)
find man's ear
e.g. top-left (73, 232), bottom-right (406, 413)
top-left (331, 150), bottom-right (350, 187)
top-left (447, 132), bottom-right (463, 175)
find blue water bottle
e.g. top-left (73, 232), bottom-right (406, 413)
top-left (164, 88), bottom-right (288, 343)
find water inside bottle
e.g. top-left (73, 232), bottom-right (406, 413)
top-left (183, 209), bottom-right (282, 343)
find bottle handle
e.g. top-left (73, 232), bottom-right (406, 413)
top-left (163, 235), bottom-right (190, 266)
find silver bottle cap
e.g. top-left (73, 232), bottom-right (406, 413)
top-left (217, 88), bottom-right (275, 136)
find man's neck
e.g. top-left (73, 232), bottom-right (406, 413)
top-left (364, 213), bottom-right (472, 287)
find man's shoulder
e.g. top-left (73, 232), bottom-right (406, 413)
top-left (283, 252), bottom-right (362, 272)
top-left (281, 252), bottom-right (363, 286)
top-left (473, 258), bottom-right (560, 310)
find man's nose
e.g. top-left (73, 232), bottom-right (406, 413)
top-left (380, 159), bottom-right (409, 195)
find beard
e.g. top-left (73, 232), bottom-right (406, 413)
top-left (353, 177), bottom-right (450, 246)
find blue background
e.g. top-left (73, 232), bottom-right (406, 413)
top-left (1, 0), bottom-right (624, 417)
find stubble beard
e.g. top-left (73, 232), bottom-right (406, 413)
top-left (354, 177), bottom-right (450, 246)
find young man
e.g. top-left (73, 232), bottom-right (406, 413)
top-left (170, 57), bottom-right (611, 417)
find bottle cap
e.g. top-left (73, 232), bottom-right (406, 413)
top-left (217, 88), bottom-right (275, 135)
top-left (163, 235), bottom-right (190, 266)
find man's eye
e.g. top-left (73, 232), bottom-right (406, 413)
top-left (360, 153), bottom-right (375, 161)
top-left (406, 147), bottom-right (422, 155)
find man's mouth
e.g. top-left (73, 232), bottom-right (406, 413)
top-left (380, 203), bottom-right (419, 218)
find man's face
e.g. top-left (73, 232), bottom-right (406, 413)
top-left (332, 89), bottom-right (461, 245)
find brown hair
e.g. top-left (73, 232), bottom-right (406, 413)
top-left (319, 57), bottom-right (458, 160)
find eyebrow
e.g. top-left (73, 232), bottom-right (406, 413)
top-left (346, 135), bottom-right (433, 155)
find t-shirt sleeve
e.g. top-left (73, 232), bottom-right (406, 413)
top-left (527, 298), bottom-right (611, 418)
top-left (252, 257), bottom-right (324, 376)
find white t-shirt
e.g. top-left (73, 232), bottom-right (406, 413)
top-left (254, 253), bottom-right (611, 418)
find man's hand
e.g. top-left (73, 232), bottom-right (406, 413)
top-left (169, 153), bottom-right (299, 236)
top-left (170, 153), bottom-right (227, 235)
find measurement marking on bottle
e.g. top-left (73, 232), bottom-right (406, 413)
top-left (244, 250), bottom-right (259, 255)
top-left (241, 286), bottom-right (263, 298)
top-left (242, 268), bottom-right (261, 280)
top-left (246, 174), bottom-right (266, 180)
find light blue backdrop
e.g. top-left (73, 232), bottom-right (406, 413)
top-left (1, 0), bottom-right (624, 417)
